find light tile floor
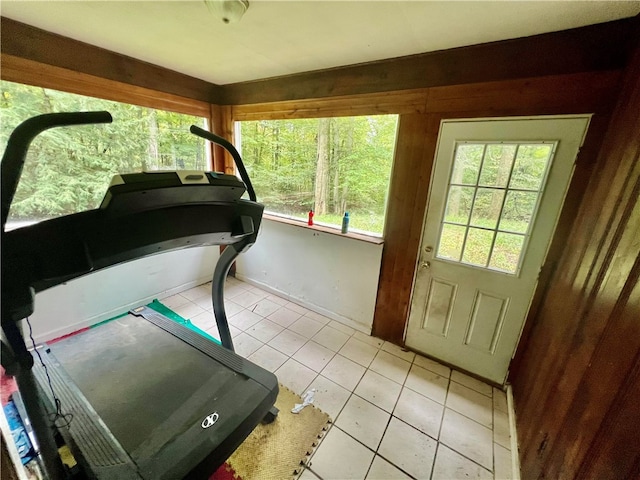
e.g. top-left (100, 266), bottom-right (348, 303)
top-left (163, 278), bottom-right (515, 480)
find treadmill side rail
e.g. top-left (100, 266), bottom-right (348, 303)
top-left (32, 347), bottom-right (142, 479)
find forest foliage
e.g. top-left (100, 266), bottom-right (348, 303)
top-left (438, 142), bottom-right (552, 273)
top-left (1, 81), bottom-right (398, 235)
top-left (238, 115), bottom-right (398, 234)
top-left (1, 81), bottom-right (206, 222)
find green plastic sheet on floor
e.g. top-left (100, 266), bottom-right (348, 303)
top-left (94, 298), bottom-right (221, 345)
top-left (146, 299), bottom-right (221, 345)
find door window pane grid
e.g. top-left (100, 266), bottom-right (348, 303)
top-left (448, 185), bottom-right (547, 194)
top-left (436, 141), bottom-right (555, 274)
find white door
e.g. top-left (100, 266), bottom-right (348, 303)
top-left (405, 116), bottom-right (590, 384)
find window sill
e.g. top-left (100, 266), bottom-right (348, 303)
top-left (262, 213), bottom-right (384, 245)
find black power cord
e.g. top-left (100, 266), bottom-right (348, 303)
top-left (25, 317), bottom-right (73, 429)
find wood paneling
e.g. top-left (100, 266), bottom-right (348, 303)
top-left (510, 43), bottom-right (640, 480)
top-left (1, 54), bottom-right (211, 118)
top-left (231, 88), bottom-right (428, 120)
top-left (230, 70), bottom-right (621, 121)
top-left (509, 112), bottom-right (613, 378)
top-left (3, 15), bottom-right (635, 109)
top-left (425, 71), bottom-right (621, 116)
top-left (208, 104), bottom-right (234, 173)
top-left (371, 71), bottom-right (621, 345)
top-left (372, 113), bottom-right (440, 343)
top-left (221, 18), bottom-right (635, 105)
top-left (0, 17), bottom-right (220, 104)
top-left (578, 349), bottom-right (640, 480)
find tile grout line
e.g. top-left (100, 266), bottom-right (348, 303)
top-left (433, 442), bottom-right (495, 477)
top-left (429, 373), bottom-right (453, 480)
top-left (308, 344), bottom-right (389, 478)
top-left (330, 424), bottom-right (418, 480)
top-left (281, 342), bottom-right (355, 475)
top-left (434, 375), bottom-right (495, 477)
top-left (374, 451), bottom-right (419, 480)
top-left (430, 443), bottom-right (443, 480)
top-left (228, 301), bottom-right (497, 478)
top-left (294, 340), bottom-right (340, 376)
top-left (366, 357), bottom-right (415, 480)
top-left (200, 280), bottom-right (502, 479)
top-left (403, 381), bottom-right (494, 435)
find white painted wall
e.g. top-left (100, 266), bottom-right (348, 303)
top-left (236, 218), bottom-right (384, 333)
top-left (24, 219), bottom-right (384, 342)
top-left (26, 246), bottom-right (219, 343)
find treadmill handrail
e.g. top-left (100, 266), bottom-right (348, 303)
top-left (1, 111), bottom-right (113, 231)
top-left (2, 201), bottom-right (262, 298)
top-left (189, 125), bottom-right (257, 202)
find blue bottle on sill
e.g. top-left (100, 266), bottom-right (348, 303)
top-left (341, 212), bottom-right (350, 234)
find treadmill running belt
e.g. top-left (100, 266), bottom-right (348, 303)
top-left (36, 314), bottom-right (278, 479)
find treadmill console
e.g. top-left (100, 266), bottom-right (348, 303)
top-left (100, 170), bottom-right (246, 215)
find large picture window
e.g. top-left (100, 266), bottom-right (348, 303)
top-left (0, 81), bottom-right (208, 230)
top-left (235, 115), bottom-right (398, 236)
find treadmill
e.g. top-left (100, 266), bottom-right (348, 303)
top-left (1, 112), bottom-right (279, 479)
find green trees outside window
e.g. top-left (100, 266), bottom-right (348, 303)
top-left (437, 142), bottom-right (554, 274)
top-left (0, 81), bottom-right (207, 228)
top-left (0, 81), bottom-right (399, 237)
top-left (236, 115), bottom-right (398, 235)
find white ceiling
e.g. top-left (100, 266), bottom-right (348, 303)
top-left (2, 1), bottom-right (639, 85)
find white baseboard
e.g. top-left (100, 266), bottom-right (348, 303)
top-left (33, 276), bottom-right (212, 343)
top-left (506, 384), bottom-right (522, 480)
top-left (234, 273), bottom-right (371, 334)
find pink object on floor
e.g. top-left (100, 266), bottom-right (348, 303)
top-left (1, 366), bottom-right (18, 405)
top-left (209, 462), bottom-right (240, 480)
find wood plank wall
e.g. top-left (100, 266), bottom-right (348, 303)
top-left (510, 45), bottom-right (640, 479)
top-left (372, 71), bottom-right (621, 343)
top-left (3, 15), bottom-right (636, 107)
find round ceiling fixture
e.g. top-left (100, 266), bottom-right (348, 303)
top-left (205, 0), bottom-right (249, 24)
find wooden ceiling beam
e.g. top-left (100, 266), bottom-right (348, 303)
top-left (221, 17), bottom-right (637, 105)
top-left (0, 17), bottom-right (222, 104)
top-left (2, 16), bottom-right (637, 107)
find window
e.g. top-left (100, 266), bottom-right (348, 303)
top-left (437, 142), bottom-right (555, 274)
top-left (0, 81), bottom-right (208, 230)
top-left (235, 115), bottom-right (398, 236)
